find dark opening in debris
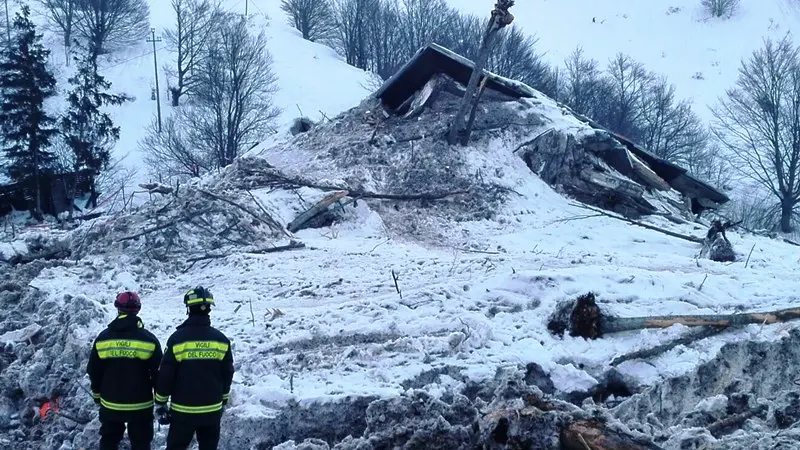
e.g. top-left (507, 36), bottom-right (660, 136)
top-left (290, 117), bottom-right (315, 135)
top-left (491, 417), bottom-right (509, 443)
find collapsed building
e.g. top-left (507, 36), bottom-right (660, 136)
top-left (373, 43), bottom-right (729, 220)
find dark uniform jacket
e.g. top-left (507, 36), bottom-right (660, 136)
top-left (86, 314), bottom-right (163, 422)
top-left (155, 314), bottom-right (234, 425)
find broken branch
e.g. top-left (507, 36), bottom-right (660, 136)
top-left (184, 241), bottom-right (306, 264)
top-left (610, 326), bottom-right (727, 366)
top-left (391, 269), bottom-right (403, 299)
top-left (571, 203), bottom-right (703, 244)
top-left (119, 221), bottom-right (178, 242)
top-left (245, 189), bottom-right (291, 237)
top-left (197, 188), bottom-right (283, 233)
top-left (744, 243), bottom-right (756, 268)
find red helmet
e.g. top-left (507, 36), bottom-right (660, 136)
top-left (114, 291), bottom-right (141, 313)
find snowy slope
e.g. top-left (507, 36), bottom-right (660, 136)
top-left (10, 88), bottom-right (800, 427)
top-left (450, 0), bottom-right (800, 123)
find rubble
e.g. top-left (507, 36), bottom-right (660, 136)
top-left (0, 262), bottom-right (104, 449)
top-left (613, 329), bottom-right (800, 449)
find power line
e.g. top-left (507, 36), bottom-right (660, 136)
top-left (98, 46), bottom-right (168, 71)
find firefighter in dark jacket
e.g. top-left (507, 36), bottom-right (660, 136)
top-left (155, 286), bottom-right (234, 450)
top-left (86, 291), bottom-right (163, 450)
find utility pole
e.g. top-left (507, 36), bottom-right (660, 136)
top-left (4, 0), bottom-right (10, 51)
top-left (245, 0), bottom-right (248, 16)
top-left (147, 28), bottom-right (162, 133)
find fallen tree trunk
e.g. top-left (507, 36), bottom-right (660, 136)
top-left (602, 307), bottom-right (800, 333)
top-left (560, 419), bottom-right (663, 450)
top-left (287, 190), bottom-right (349, 233)
top-left (448, 0), bottom-right (515, 145)
top-left (551, 292), bottom-right (800, 339)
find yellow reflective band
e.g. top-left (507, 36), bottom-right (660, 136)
top-left (185, 297), bottom-right (214, 305)
top-left (222, 393), bottom-right (230, 400)
top-left (100, 398), bottom-right (154, 411)
top-left (172, 341), bottom-right (228, 362)
top-left (92, 392), bottom-right (101, 399)
top-left (170, 401), bottom-right (223, 414)
top-left (96, 339), bottom-right (156, 360)
top-left (155, 393), bottom-right (169, 403)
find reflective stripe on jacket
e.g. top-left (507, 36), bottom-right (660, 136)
top-left (155, 313), bottom-right (234, 425)
top-left (86, 314), bottom-right (163, 422)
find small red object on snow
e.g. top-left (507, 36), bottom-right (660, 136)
top-left (39, 397), bottom-right (61, 420)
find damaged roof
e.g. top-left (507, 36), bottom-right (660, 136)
top-left (375, 43), bottom-right (535, 112)
top-left (605, 129), bottom-right (730, 206)
top-left (375, 42), bottom-right (730, 211)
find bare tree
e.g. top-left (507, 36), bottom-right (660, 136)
top-left (638, 75), bottom-right (707, 164)
top-left (723, 190), bottom-right (782, 232)
top-left (711, 36), bottom-right (800, 232)
top-left (398, 0), bottom-right (449, 54)
top-left (164, 0), bottom-right (220, 106)
top-left (141, 116), bottom-right (208, 179)
top-left (684, 141), bottom-right (733, 191)
top-left (563, 47), bottom-right (606, 117)
top-left (35, 0), bottom-right (77, 57)
top-left (364, 0), bottom-right (405, 79)
top-left (332, 0), bottom-right (381, 69)
top-left (438, 10), bottom-right (483, 61)
top-left (603, 53), bottom-right (652, 139)
top-left (701, 0), bottom-right (740, 18)
top-left (280, 0), bottom-right (336, 42)
top-left (145, 14), bottom-right (281, 175)
top-left (74, 0), bottom-right (150, 55)
top-left (487, 26), bottom-right (552, 94)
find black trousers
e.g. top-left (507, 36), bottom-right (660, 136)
top-left (99, 418), bottom-right (154, 450)
top-left (165, 420), bottom-right (221, 450)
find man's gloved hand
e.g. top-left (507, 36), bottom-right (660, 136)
top-left (156, 405), bottom-right (170, 425)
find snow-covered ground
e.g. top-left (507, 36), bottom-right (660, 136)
top-left (21, 173), bottom-right (800, 417)
top-left (10, 87), bottom-right (800, 423)
top-left (450, 0), bottom-right (800, 123)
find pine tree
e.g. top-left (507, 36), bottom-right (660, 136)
top-left (60, 44), bottom-right (130, 207)
top-left (0, 5), bottom-right (58, 218)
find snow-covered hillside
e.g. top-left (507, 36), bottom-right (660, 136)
top-left (450, 0), bottom-right (800, 123)
top-left (30, 0), bottom-right (374, 190)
